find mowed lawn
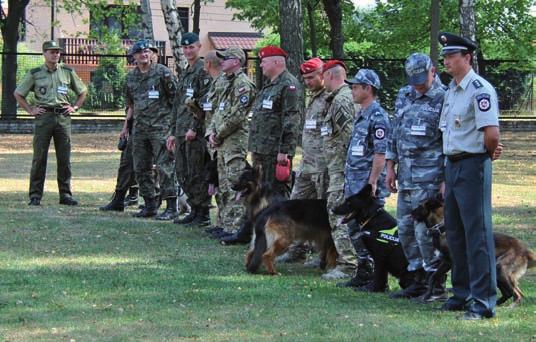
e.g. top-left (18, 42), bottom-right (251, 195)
top-left (0, 131), bottom-right (535, 341)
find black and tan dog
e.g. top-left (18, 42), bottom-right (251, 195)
top-left (238, 165), bottom-right (338, 275)
top-left (333, 184), bottom-right (413, 292)
top-left (412, 197), bottom-right (536, 306)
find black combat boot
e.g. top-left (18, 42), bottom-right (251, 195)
top-left (337, 257), bottom-right (374, 288)
top-left (219, 220), bottom-right (253, 245)
top-left (100, 191), bottom-right (126, 212)
top-left (133, 196), bottom-right (158, 218)
top-left (155, 197), bottom-right (179, 221)
top-left (389, 268), bottom-right (427, 299)
top-left (191, 206), bottom-right (210, 226)
top-left (124, 187), bottom-right (139, 207)
top-left (174, 205), bottom-right (197, 224)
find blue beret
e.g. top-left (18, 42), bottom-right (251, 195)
top-left (181, 32), bottom-right (199, 46)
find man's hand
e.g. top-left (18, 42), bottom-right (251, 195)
top-left (439, 181), bottom-right (445, 198)
top-left (30, 106), bottom-right (45, 117)
top-left (277, 153), bottom-right (288, 165)
top-left (62, 104), bottom-right (78, 115)
top-left (185, 129), bottom-right (197, 141)
top-left (385, 161), bottom-right (397, 193)
top-left (492, 142), bottom-right (504, 161)
top-left (166, 136), bottom-right (176, 152)
top-left (369, 182), bottom-right (377, 198)
top-left (208, 133), bottom-right (221, 148)
top-left (120, 126), bottom-right (129, 140)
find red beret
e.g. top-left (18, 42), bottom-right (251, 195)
top-left (322, 60), bottom-right (347, 73)
top-left (300, 57), bottom-right (324, 74)
top-left (258, 45), bottom-right (288, 59)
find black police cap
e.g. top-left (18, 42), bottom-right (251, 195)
top-left (438, 32), bottom-right (477, 56)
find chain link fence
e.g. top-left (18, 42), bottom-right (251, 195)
top-left (1, 52), bottom-right (533, 119)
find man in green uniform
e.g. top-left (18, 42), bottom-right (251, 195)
top-left (14, 40), bottom-right (87, 206)
top-left (248, 45), bottom-right (302, 198)
top-left (206, 47), bottom-right (255, 236)
top-left (124, 39), bottom-right (178, 219)
top-left (167, 32), bottom-right (212, 226)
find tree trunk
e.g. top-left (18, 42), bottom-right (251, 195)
top-left (459, 0), bottom-right (479, 72)
top-left (140, 0), bottom-right (154, 40)
top-left (160, 0), bottom-right (186, 75)
top-left (1, 0), bottom-right (30, 118)
top-left (279, 0), bottom-right (304, 79)
top-left (306, 0), bottom-right (318, 57)
top-left (322, 0), bottom-right (344, 59)
top-left (193, 0), bottom-right (201, 34)
top-left (429, 0), bottom-right (440, 67)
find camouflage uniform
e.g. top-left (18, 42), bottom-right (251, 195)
top-left (172, 58), bottom-right (212, 209)
top-left (249, 70), bottom-right (302, 198)
top-left (345, 100), bottom-right (391, 200)
top-left (125, 63), bottom-right (177, 200)
top-left (321, 84), bottom-right (357, 273)
top-left (387, 80), bottom-right (445, 272)
top-left (16, 62), bottom-right (87, 202)
top-left (207, 70), bottom-right (255, 233)
top-left (290, 87), bottom-right (329, 200)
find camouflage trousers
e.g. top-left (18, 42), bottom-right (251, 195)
top-left (217, 149), bottom-right (247, 233)
top-left (397, 188), bottom-right (441, 272)
top-left (290, 171), bottom-right (328, 200)
top-left (29, 112), bottom-right (72, 199)
top-left (114, 135), bottom-right (137, 194)
top-left (251, 152), bottom-right (292, 198)
top-left (132, 129), bottom-right (177, 199)
top-left (175, 137), bottom-right (210, 208)
top-left (326, 172), bottom-right (357, 271)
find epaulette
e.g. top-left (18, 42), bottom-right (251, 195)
top-left (61, 65), bottom-right (73, 72)
top-left (30, 67), bottom-right (41, 75)
top-left (472, 79), bottom-right (483, 89)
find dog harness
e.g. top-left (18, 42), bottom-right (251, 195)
top-left (362, 226), bottom-right (400, 245)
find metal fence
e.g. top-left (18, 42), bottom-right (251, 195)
top-left (1, 52), bottom-right (533, 119)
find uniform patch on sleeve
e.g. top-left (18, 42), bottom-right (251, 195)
top-left (472, 79), bottom-right (483, 89)
top-left (203, 78), bottom-right (210, 85)
top-left (240, 95), bottom-right (249, 106)
top-left (476, 93), bottom-right (491, 112)
top-left (288, 85), bottom-right (296, 91)
top-left (374, 125), bottom-right (386, 140)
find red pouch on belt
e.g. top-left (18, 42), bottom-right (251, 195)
top-left (275, 159), bottom-right (291, 182)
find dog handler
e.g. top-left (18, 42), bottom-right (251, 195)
top-left (438, 32), bottom-right (501, 320)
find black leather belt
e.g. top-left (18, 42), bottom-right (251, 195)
top-left (447, 152), bottom-right (488, 162)
top-left (42, 106), bottom-right (67, 114)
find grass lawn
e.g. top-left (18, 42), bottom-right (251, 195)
top-left (0, 131), bottom-right (535, 341)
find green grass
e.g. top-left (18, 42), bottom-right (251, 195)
top-left (0, 132), bottom-right (535, 341)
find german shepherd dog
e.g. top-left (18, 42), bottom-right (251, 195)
top-left (238, 166), bottom-right (338, 275)
top-left (412, 197), bottom-right (536, 306)
top-left (333, 184), bottom-right (413, 292)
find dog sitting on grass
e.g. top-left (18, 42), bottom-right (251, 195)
top-left (412, 196), bottom-right (536, 306)
top-left (333, 184), bottom-right (413, 292)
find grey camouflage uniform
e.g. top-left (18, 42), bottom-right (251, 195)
top-left (387, 79), bottom-right (445, 272)
top-left (322, 84), bottom-right (357, 272)
top-left (125, 63), bottom-right (177, 199)
top-left (207, 70), bottom-right (256, 232)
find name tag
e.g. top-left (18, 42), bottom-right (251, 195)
top-left (320, 125), bottom-right (332, 136)
top-left (57, 85), bottom-right (68, 95)
top-left (305, 119), bottom-right (317, 130)
top-left (148, 90), bottom-right (160, 99)
top-left (203, 102), bottom-right (212, 111)
top-left (219, 102), bottom-right (225, 110)
top-left (186, 88), bottom-right (194, 97)
top-left (351, 144), bottom-right (364, 156)
top-left (262, 99), bottom-right (273, 109)
top-left (410, 125), bottom-right (426, 136)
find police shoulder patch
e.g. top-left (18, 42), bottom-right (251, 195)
top-left (476, 93), bottom-right (491, 112)
top-left (472, 79), bottom-right (483, 89)
top-left (240, 95), bottom-right (249, 106)
top-left (30, 67), bottom-right (41, 75)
